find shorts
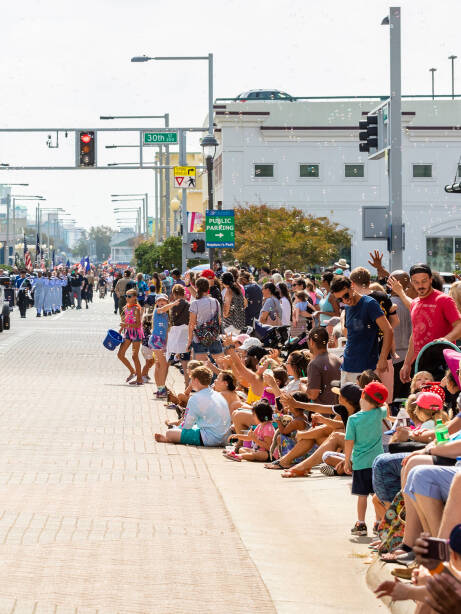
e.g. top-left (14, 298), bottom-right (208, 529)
top-left (404, 465), bottom-right (458, 502)
top-left (352, 467), bottom-right (374, 496)
top-left (149, 335), bottom-right (167, 350)
top-left (168, 352), bottom-right (191, 362)
top-left (124, 332), bottom-right (143, 343)
top-left (180, 427), bottom-right (203, 446)
top-left (141, 345), bottom-right (153, 360)
top-left (340, 371), bottom-right (362, 386)
top-left (372, 453), bottom-right (407, 503)
top-left (191, 339), bottom-right (223, 355)
top-left (138, 296), bottom-right (145, 306)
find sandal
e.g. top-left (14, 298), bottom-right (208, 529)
top-left (224, 451), bottom-right (241, 462)
top-left (281, 467), bottom-right (309, 478)
top-left (264, 460), bottom-right (290, 470)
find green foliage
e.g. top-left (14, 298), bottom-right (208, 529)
top-left (71, 230), bottom-right (89, 258)
top-left (222, 205), bottom-right (351, 270)
top-left (135, 236), bottom-right (182, 273)
top-left (89, 226), bottom-right (113, 261)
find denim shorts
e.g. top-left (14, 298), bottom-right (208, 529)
top-left (372, 452), bottom-right (408, 504)
top-left (404, 466), bottom-right (458, 502)
top-left (191, 339), bottom-right (223, 355)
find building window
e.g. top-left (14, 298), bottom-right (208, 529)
top-left (254, 164), bottom-right (274, 178)
top-left (457, 164), bottom-right (461, 176)
top-left (345, 164), bottom-right (364, 178)
top-left (413, 164), bottom-right (432, 178)
top-left (299, 164), bottom-right (319, 178)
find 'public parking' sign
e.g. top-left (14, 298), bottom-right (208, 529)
top-left (205, 210), bottom-right (235, 248)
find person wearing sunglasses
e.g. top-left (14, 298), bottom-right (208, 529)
top-left (330, 276), bottom-right (393, 387)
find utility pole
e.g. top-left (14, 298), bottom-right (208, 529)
top-left (388, 7), bottom-right (403, 271)
top-left (179, 129), bottom-right (188, 273)
top-left (449, 55), bottom-right (457, 100)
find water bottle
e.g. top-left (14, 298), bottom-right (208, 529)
top-left (395, 402), bottom-right (411, 428)
top-left (455, 457), bottom-right (461, 468)
top-left (435, 419), bottom-right (450, 444)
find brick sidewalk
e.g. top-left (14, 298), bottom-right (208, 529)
top-left (0, 301), bottom-right (275, 614)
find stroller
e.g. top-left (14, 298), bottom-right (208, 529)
top-left (283, 330), bottom-right (309, 356)
top-left (414, 339), bottom-right (460, 380)
top-left (250, 320), bottom-right (290, 349)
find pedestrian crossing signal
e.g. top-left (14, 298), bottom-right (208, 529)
top-left (191, 239), bottom-right (206, 254)
top-left (79, 131), bottom-right (96, 167)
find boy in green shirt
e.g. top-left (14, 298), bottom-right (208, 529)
top-left (345, 381), bottom-right (388, 536)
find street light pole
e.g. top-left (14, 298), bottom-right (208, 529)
top-left (430, 67), bottom-right (437, 100)
top-left (449, 56), bottom-right (457, 100)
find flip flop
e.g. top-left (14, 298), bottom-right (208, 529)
top-left (281, 467), bottom-right (309, 478)
top-left (224, 451), bottom-right (242, 462)
top-left (264, 460), bottom-right (290, 470)
top-left (126, 373), bottom-right (136, 383)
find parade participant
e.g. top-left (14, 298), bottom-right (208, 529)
top-left (400, 263), bottom-right (461, 383)
top-left (15, 270), bottom-right (31, 318)
top-left (69, 269), bottom-right (84, 309)
top-left (115, 270), bottom-right (132, 314)
top-left (82, 275), bottom-right (90, 309)
top-left (32, 271), bottom-right (46, 317)
top-left (117, 288), bottom-right (144, 386)
top-left (86, 269), bottom-right (95, 303)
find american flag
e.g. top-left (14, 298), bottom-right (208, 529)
top-left (24, 234), bottom-right (32, 271)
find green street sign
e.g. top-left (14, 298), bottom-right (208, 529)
top-left (206, 210), bottom-right (235, 248)
top-left (143, 132), bottom-right (178, 145)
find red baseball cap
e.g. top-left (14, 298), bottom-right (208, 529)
top-left (362, 382), bottom-right (388, 404)
top-left (200, 269), bottom-right (215, 280)
top-left (416, 391), bottom-right (443, 412)
top-left (421, 382), bottom-right (446, 403)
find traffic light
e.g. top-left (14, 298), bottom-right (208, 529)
top-left (79, 131), bottom-right (95, 167)
top-left (191, 239), bottom-right (206, 254)
top-left (445, 182), bottom-right (461, 193)
top-left (358, 114), bottom-right (378, 153)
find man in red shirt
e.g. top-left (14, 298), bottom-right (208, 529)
top-left (400, 264), bottom-right (461, 383)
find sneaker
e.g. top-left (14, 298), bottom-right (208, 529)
top-left (165, 402), bottom-right (180, 410)
top-left (155, 389), bottom-right (168, 399)
top-left (350, 522), bottom-right (368, 536)
top-left (319, 463), bottom-right (336, 477)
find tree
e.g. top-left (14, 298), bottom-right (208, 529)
top-left (135, 236), bottom-right (182, 273)
top-left (222, 205), bottom-right (350, 270)
top-left (89, 226), bottom-right (113, 261)
top-left (71, 230), bottom-right (89, 258)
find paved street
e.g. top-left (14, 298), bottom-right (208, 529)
top-left (0, 300), bottom-right (384, 614)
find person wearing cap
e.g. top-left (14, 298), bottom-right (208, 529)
top-left (330, 276), bottom-right (393, 387)
top-left (191, 268), bottom-right (223, 306)
top-left (277, 381), bottom-right (362, 477)
top-left (344, 381), bottom-right (389, 536)
top-left (400, 263), bottom-right (461, 384)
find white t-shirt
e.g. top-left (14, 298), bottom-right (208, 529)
top-left (280, 296), bottom-right (292, 326)
top-left (183, 387), bottom-right (231, 445)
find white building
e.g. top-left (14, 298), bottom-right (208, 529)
top-left (110, 229), bottom-right (136, 265)
top-left (212, 98), bottom-right (461, 271)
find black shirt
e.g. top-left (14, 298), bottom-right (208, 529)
top-left (171, 299), bottom-right (190, 326)
top-left (370, 289), bottom-right (396, 357)
top-left (243, 282), bottom-right (263, 326)
top-left (333, 404), bottom-right (351, 428)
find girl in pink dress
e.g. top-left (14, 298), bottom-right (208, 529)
top-left (225, 400), bottom-right (275, 462)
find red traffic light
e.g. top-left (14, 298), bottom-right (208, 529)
top-left (80, 133), bottom-right (92, 144)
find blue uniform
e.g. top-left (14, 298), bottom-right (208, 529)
top-left (32, 277), bottom-right (47, 315)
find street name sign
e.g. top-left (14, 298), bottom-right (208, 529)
top-left (143, 132), bottom-right (178, 145)
top-left (174, 166), bottom-right (196, 189)
top-left (205, 210), bottom-right (235, 248)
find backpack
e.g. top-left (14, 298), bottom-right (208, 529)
top-left (194, 298), bottom-right (221, 346)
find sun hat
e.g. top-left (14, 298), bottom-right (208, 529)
top-left (200, 269), bottom-right (215, 280)
top-left (334, 258), bottom-right (349, 269)
top-left (155, 293), bottom-right (168, 303)
top-left (443, 348), bottom-right (461, 388)
top-left (331, 382), bottom-right (362, 404)
top-left (363, 382), bottom-right (388, 404)
top-left (416, 391), bottom-right (443, 412)
top-left (240, 337), bottom-right (263, 351)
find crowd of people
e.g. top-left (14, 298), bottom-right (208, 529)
top-left (112, 256), bottom-right (461, 613)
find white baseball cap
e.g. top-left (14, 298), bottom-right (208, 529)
top-left (240, 337), bottom-right (263, 351)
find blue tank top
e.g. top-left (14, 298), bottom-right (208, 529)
top-left (318, 292), bottom-right (334, 326)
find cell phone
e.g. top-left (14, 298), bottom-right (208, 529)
top-left (275, 397), bottom-right (283, 411)
top-left (425, 537), bottom-right (450, 561)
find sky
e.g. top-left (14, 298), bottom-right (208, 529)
top-left (0, 0), bottom-right (460, 231)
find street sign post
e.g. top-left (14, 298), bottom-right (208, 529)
top-left (174, 166), bottom-right (196, 189)
top-left (143, 132), bottom-right (178, 145)
top-left (205, 210), bottom-right (235, 248)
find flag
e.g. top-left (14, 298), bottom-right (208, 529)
top-left (80, 257), bottom-right (85, 268)
top-left (24, 233), bottom-right (32, 271)
top-left (66, 259), bottom-right (70, 268)
top-left (84, 256), bottom-right (90, 272)
top-left (52, 249), bottom-right (56, 268)
top-left (36, 233), bottom-right (40, 257)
